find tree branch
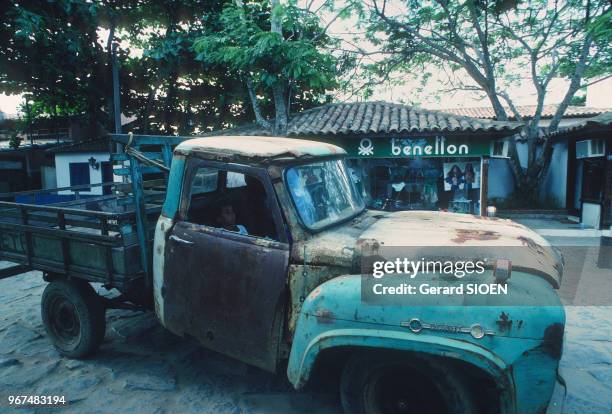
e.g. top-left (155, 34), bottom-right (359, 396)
top-left (246, 76), bottom-right (271, 130)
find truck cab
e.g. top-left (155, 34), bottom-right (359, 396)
top-left (153, 135), bottom-right (566, 414)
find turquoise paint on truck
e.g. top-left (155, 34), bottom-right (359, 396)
top-left (287, 274), bottom-right (565, 413)
top-left (161, 155), bottom-right (185, 219)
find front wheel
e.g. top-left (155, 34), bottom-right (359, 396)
top-left (41, 279), bottom-right (106, 358)
top-left (340, 352), bottom-right (476, 414)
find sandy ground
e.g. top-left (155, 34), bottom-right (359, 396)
top-left (0, 269), bottom-right (341, 414)
top-left (0, 217), bottom-right (610, 413)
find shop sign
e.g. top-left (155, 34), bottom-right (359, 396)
top-left (339, 136), bottom-right (489, 158)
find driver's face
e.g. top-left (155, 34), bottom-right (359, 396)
top-left (218, 205), bottom-right (236, 226)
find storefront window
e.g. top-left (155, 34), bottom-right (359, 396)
top-left (352, 158), bottom-right (482, 214)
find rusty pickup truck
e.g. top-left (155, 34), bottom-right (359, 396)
top-left (0, 133), bottom-right (565, 414)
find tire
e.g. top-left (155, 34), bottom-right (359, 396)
top-left (41, 279), bottom-right (106, 358)
top-left (340, 352), bottom-right (476, 414)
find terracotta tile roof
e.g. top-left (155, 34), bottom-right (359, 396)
top-left (548, 112), bottom-right (612, 139)
top-left (441, 105), bottom-right (612, 120)
top-left (204, 101), bottom-right (522, 137)
top-left (286, 101), bottom-right (521, 135)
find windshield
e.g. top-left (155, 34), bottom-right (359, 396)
top-left (286, 159), bottom-right (365, 230)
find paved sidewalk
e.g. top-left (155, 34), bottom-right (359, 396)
top-left (561, 307), bottom-right (612, 414)
top-left (514, 217), bottom-right (612, 413)
top-left (0, 269), bottom-right (340, 414)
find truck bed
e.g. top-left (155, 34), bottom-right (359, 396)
top-left (0, 133), bottom-right (193, 293)
top-left (0, 181), bottom-right (165, 291)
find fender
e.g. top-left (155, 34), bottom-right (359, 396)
top-left (288, 326), bottom-right (514, 387)
top-left (286, 274), bottom-right (538, 413)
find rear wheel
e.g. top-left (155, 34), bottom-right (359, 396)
top-left (41, 279), bottom-right (106, 358)
top-left (340, 352), bottom-right (475, 414)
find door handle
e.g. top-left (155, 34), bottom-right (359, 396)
top-left (169, 235), bottom-right (194, 245)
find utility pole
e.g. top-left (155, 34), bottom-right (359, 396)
top-left (111, 42), bottom-right (125, 186)
top-left (112, 42), bottom-right (122, 138)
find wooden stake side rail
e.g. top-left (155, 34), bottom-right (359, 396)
top-left (0, 198), bottom-right (155, 289)
top-left (0, 133), bottom-right (192, 293)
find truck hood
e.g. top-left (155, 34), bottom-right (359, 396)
top-left (297, 210), bottom-right (562, 288)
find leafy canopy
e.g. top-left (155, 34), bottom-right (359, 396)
top-left (193, 0), bottom-right (339, 102)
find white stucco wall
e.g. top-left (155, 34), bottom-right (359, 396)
top-left (581, 202), bottom-right (601, 228)
top-left (488, 158), bottom-right (515, 199)
top-left (586, 77), bottom-right (612, 108)
top-left (41, 166), bottom-right (57, 189)
top-left (487, 141), bottom-right (569, 209)
top-left (538, 142), bottom-right (568, 208)
top-left (515, 141), bottom-right (529, 169)
top-left (55, 152), bottom-right (112, 195)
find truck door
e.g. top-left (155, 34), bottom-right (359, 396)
top-left (163, 159), bottom-right (289, 372)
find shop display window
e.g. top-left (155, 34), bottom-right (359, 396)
top-left (347, 157), bottom-right (482, 214)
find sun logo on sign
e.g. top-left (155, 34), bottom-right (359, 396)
top-left (358, 138), bottom-right (374, 156)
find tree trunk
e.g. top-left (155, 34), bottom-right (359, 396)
top-left (246, 77), bottom-right (271, 130)
top-left (272, 82), bottom-right (288, 135)
top-left (269, 0), bottom-right (289, 135)
top-left (180, 88), bottom-right (193, 135)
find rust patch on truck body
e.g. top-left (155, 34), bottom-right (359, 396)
top-left (452, 229), bottom-right (501, 243)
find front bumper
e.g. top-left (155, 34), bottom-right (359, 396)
top-left (545, 371), bottom-right (566, 414)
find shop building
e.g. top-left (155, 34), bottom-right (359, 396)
top-left (444, 104), bottom-right (612, 208)
top-left (208, 101), bottom-right (521, 216)
top-left (547, 112), bottom-right (612, 229)
top-left (49, 136), bottom-right (118, 197)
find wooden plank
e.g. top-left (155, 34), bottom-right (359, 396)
top-left (0, 210), bottom-right (123, 233)
top-left (58, 211), bottom-right (69, 272)
top-left (144, 179), bottom-right (167, 188)
top-left (0, 252), bottom-right (139, 289)
top-left (100, 217), bottom-right (114, 284)
top-left (0, 181), bottom-right (117, 200)
top-left (161, 144), bottom-right (173, 166)
top-left (20, 207), bottom-right (33, 266)
top-left (0, 201), bottom-right (133, 219)
top-left (0, 222), bottom-right (121, 245)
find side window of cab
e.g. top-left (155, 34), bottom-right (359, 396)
top-left (181, 161), bottom-right (284, 242)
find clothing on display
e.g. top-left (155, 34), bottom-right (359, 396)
top-left (347, 157), bottom-right (481, 214)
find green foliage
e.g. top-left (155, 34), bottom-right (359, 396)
top-left (1, 0), bottom-right (346, 134)
top-left (116, 0), bottom-right (251, 134)
top-left (569, 94), bottom-right (586, 106)
top-left (8, 133), bottom-right (21, 150)
top-left (355, 0), bottom-right (610, 108)
top-left (559, 7), bottom-right (612, 79)
top-left (193, 0), bottom-right (342, 126)
top-left (1, 1), bottom-right (105, 122)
